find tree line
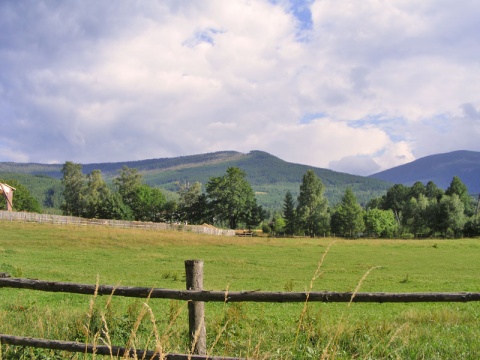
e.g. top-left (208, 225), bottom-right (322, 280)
top-left (4, 162), bottom-right (479, 238)
top-left (60, 162), bottom-right (265, 229)
top-left (269, 171), bottom-right (480, 238)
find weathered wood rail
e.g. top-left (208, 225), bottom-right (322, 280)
top-left (2, 277), bottom-right (480, 303)
top-left (0, 334), bottom-right (238, 360)
top-left (1, 260), bottom-right (480, 359)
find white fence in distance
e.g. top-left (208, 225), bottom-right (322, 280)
top-left (0, 210), bottom-right (235, 236)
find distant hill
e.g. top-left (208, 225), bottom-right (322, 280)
top-left (370, 150), bottom-right (480, 194)
top-left (0, 150), bottom-right (392, 210)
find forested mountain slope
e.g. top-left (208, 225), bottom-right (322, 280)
top-left (370, 150), bottom-right (480, 193)
top-left (0, 151), bottom-right (243, 179)
top-left (0, 150), bottom-right (391, 210)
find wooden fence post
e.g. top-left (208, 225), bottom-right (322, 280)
top-left (185, 260), bottom-right (206, 355)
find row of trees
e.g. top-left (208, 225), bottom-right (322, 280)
top-left (40, 162), bottom-right (479, 238)
top-left (366, 177), bottom-right (479, 238)
top-left (269, 172), bottom-right (480, 238)
top-left (60, 162), bottom-right (265, 229)
top-left (3, 161), bottom-right (479, 238)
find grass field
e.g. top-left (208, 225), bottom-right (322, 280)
top-left (1, 221), bottom-right (480, 359)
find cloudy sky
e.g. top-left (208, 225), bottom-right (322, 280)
top-left (1, 0), bottom-right (479, 175)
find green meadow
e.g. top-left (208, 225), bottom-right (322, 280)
top-left (1, 221), bottom-right (480, 359)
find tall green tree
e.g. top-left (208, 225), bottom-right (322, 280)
top-left (244, 202), bottom-right (266, 230)
top-left (206, 167), bottom-right (262, 229)
top-left (187, 193), bottom-right (211, 225)
top-left (364, 208), bottom-right (397, 238)
top-left (331, 188), bottom-right (365, 238)
top-left (425, 181), bottom-right (444, 201)
top-left (296, 170), bottom-right (329, 237)
top-left (113, 166), bottom-right (170, 222)
top-left (176, 181), bottom-right (214, 224)
top-left (445, 176), bottom-right (472, 215)
top-left (114, 166), bottom-right (143, 209)
top-left (433, 194), bottom-right (466, 237)
top-left (81, 170), bottom-right (131, 220)
top-left (464, 211), bottom-right (480, 237)
top-left (177, 181), bottom-right (203, 223)
top-left (161, 200), bottom-right (178, 223)
top-left (130, 184), bottom-right (167, 222)
top-left (82, 170), bottom-right (111, 218)
top-left (98, 192), bottom-right (133, 220)
top-left (380, 184), bottom-right (409, 224)
top-left (409, 181), bottom-right (426, 199)
top-left (282, 191), bottom-right (296, 235)
top-left (61, 161), bottom-right (85, 216)
top-left (269, 212), bottom-right (286, 235)
top-left (402, 194), bottom-right (430, 237)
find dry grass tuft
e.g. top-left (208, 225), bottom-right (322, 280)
top-left (295, 241), bottom-right (335, 347)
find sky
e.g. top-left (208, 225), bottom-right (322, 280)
top-left (1, 0), bottom-right (480, 176)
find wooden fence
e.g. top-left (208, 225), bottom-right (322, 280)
top-left (1, 260), bottom-right (480, 359)
top-left (0, 210), bottom-right (235, 236)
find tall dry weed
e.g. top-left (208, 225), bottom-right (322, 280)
top-left (294, 241), bottom-right (335, 347)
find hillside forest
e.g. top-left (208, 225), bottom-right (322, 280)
top-left (0, 150), bottom-right (393, 209)
top-left (2, 161), bottom-right (480, 238)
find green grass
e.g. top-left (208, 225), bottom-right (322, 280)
top-left (1, 221), bottom-right (480, 359)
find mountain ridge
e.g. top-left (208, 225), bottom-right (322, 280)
top-left (370, 150), bottom-right (480, 193)
top-left (3, 149), bottom-right (479, 211)
top-left (0, 150), bottom-right (392, 210)
top-left (0, 150), bottom-right (245, 178)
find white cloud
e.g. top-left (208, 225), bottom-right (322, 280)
top-left (263, 117), bottom-right (392, 169)
top-left (329, 156), bottom-right (380, 176)
top-left (1, 0), bottom-right (480, 175)
top-left (408, 103), bottom-right (480, 158)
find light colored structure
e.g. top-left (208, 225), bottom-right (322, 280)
top-left (0, 183), bottom-right (15, 211)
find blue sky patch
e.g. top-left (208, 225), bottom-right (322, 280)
top-left (183, 28), bottom-right (224, 47)
top-left (349, 115), bottom-right (390, 128)
top-left (349, 115), bottom-right (408, 142)
top-left (269, 0), bottom-right (313, 39)
top-left (299, 112), bottom-right (327, 124)
top-left (289, 0), bottom-right (314, 31)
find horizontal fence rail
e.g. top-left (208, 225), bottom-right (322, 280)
top-left (1, 277), bottom-right (480, 303)
top-left (0, 210), bottom-right (235, 236)
top-left (0, 334), bottom-right (239, 360)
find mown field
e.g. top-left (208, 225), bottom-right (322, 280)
top-left (1, 221), bottom-right (480, 359)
